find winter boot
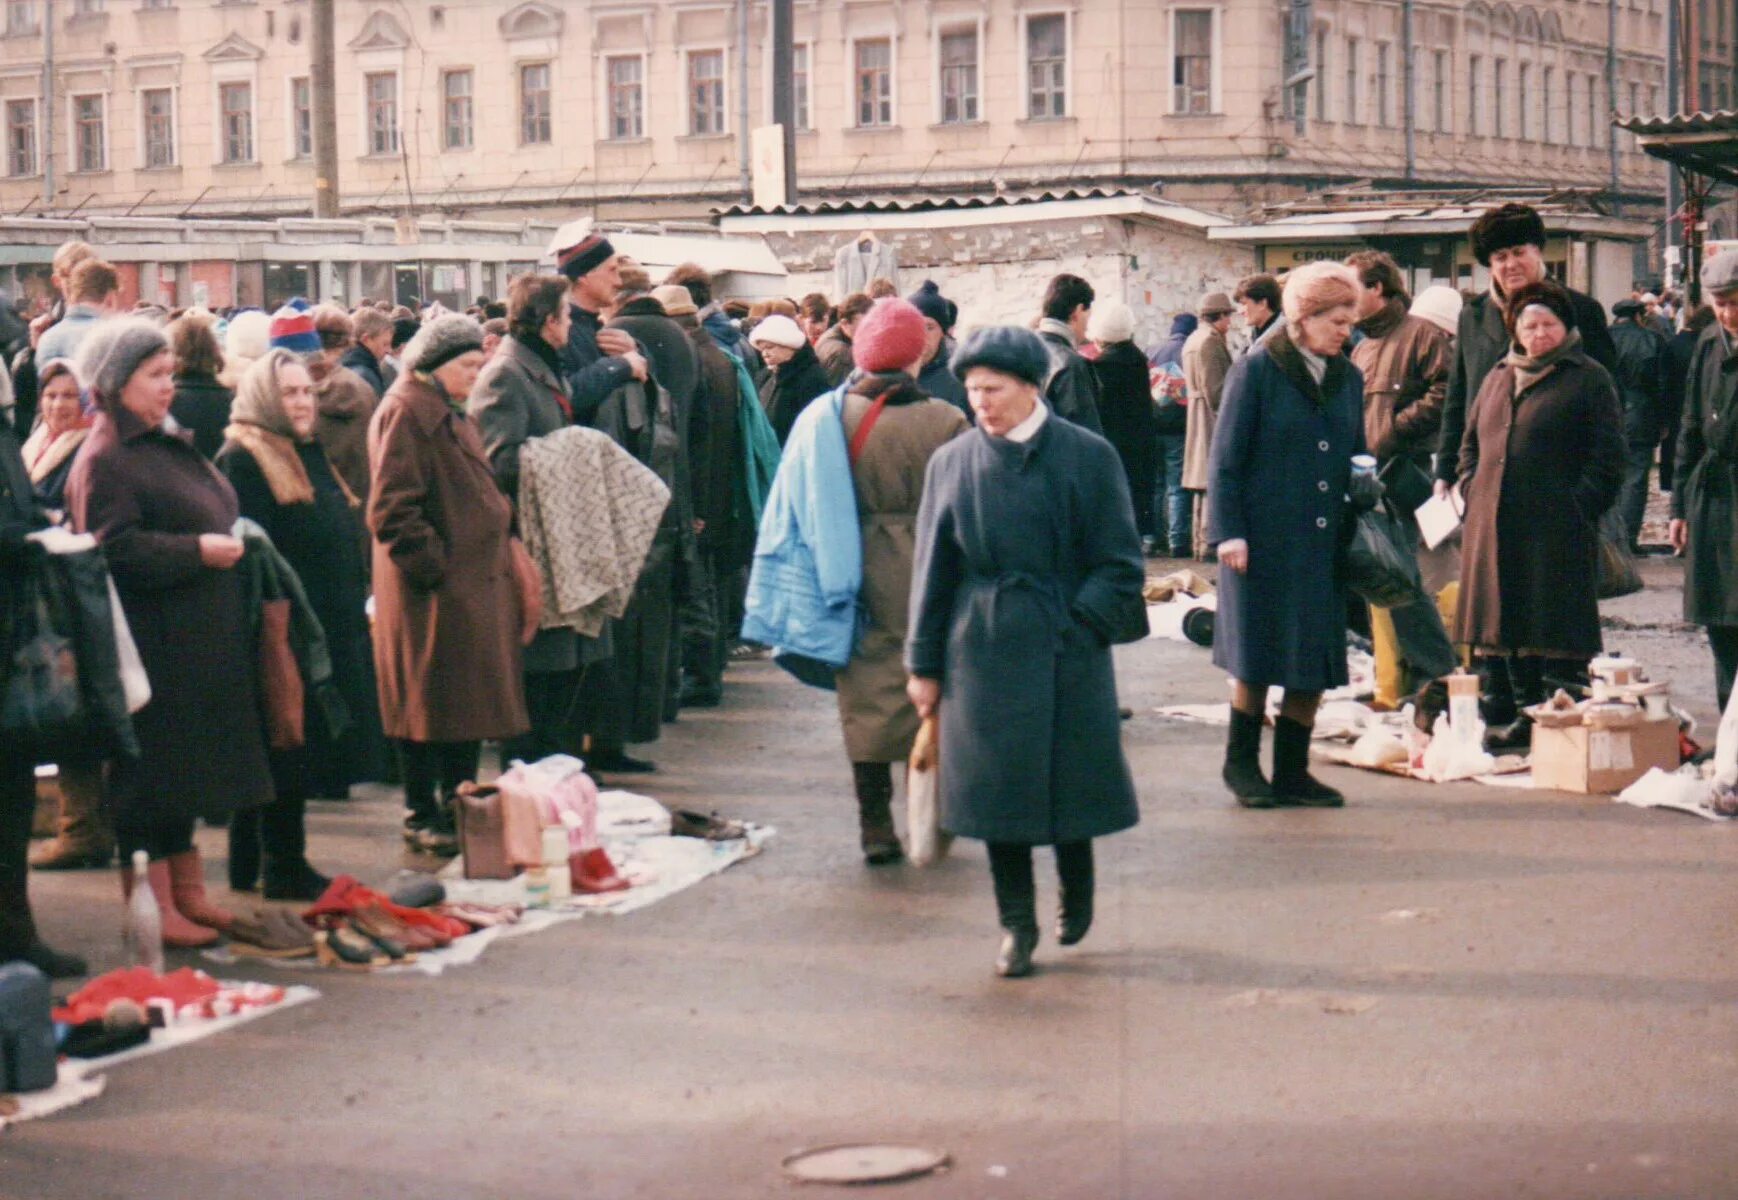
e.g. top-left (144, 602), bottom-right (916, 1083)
top-left (0, 886), bottom-right (85, 978)
top-left (165, 849), bottom-right (235, 933)
top-left (1271, 717), bottom-right (1345, 807)
top-left (851, 762), bottom-right (903, 866)
top-left (258, 797), bottom-right (331, 902)
top-left (122, 859), bottom-right (219, 949)
top-left (228, 807), bottom-right (262, 892)
top-left (1055, 840), bottom-right (1095, 946)
top-left (988, 843), bottom-right (1039, 979)
top-left (29, 763), bottom-right (113, 870)
top-left (1223, 708), bottom-right (1277, 808)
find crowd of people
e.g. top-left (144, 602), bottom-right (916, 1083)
top-left (3, 198), bottom-right (1736, 982)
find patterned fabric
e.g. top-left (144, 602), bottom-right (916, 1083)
top-left (519, 425), bottom-right (670, 637)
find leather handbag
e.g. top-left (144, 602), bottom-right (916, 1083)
top-left (454, 783), bottom-right (514, 880)
top-left (257, 597), bottom-right (305, 750)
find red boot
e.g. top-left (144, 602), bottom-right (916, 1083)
top-left (166, 850), bottom-right (234, 933)
top-left (569, 847), bottom-right (629, 894)
top-left (122, 860), bottom-right (219, 949)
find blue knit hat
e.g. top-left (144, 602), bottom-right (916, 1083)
top-left (949, 325), bottom-right (1049, 387)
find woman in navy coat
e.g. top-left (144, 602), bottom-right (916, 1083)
top-left (1207, 263), bottom-right (1366, 809)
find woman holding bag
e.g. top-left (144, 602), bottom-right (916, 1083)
top-left (67, 318), bottom-right (273, 948)
top-left (906, 326), bottom-right (1146, 979)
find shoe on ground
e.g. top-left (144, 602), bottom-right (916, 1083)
top-left (590, 750), bottom-right (657, 774)
top-left (29, 839), bottom-right (111, 870)
top-left (262, 859), bottom-right (333, 903)
top-left (680, 680), bottom-right (724, 708)
top-left (995, 929), bottom-right (1038, 978)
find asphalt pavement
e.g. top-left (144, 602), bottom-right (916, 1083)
top-left (4, 555), bottom-right (1736, 1199)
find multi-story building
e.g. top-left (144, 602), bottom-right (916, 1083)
top-left (0, 0), bottom-right (1728, 226)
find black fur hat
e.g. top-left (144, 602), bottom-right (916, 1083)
top-left (1504, 279), bottom-right (1576, 335)
top-left (1469, 202), bottom-right (1547, 267)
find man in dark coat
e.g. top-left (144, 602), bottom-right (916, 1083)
top-left (1233, 274), bottom-right (1283, 355)
top-left (907, 281), bottom-right (968, 418)
top-left (1435, 203), bottom-right (1619, 497)
top-left (1035, 273), bottom-right (1105, 434)
top-left (1609, 298), bottom-right (1668, 549)
top-left (557, 232), bottom-right (649, 424)
top-left (1662, 306), bottom-right (1715, 491)
top-left (341, 307), bottom-right (393, 398)
top-left (1669, 251), bottom-right (1738, 710)
top-left (815, 293), bottom-right (872, 387)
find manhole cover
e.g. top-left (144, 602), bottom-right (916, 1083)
top-left (781, 1143), bottom-right (950, 1185)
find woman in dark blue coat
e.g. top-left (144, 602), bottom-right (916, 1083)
top-left (1207, 262), bottom-right (1366, 809)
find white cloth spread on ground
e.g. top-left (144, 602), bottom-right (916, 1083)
top-left (519, 425), bottom-right (670, 636)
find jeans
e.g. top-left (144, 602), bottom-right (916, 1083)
top-left (1618, 436), bottom-right (1656, 549)
top-left (1152, 434), bottom-right (1190, 553)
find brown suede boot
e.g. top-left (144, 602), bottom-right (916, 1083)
top-left (29, 763), bottom-right (114, 870)
top-left (166, 849), bottom-right (235, 933)
top-left (122, 859), bottom-right (219, 949)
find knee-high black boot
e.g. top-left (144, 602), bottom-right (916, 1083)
top-left (986, 842), bottom-right (1038, 978)
top-left (259, 797), bottom-right (330, 902)
top-left (1271, 717), bottom-right (1345, 807)
top-left (1054, 840), bottom-right (1094, 946)
top-left (1224, 708), bottom-right (1276, 808)
top-left (228, 807), bottom-right (261, 892)
top-left (850, 762), bottom-right (902, 865)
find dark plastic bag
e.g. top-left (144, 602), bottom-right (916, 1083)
top-left (1595, 508), bottom-right (1642, 600)
top-left (0, 573), bottom-right (82, 743)
top-left (1343, 506), bottom-right (1422, 609)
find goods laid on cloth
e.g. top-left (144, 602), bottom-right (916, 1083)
top-left (1616, 765), bottom-right (1738, 821)
top-left (1144, 569), bottom-right (1217, 647)
top-left (207, 790), bottom-right (773, 979)
top-left (0, 967), bottom-right (316, 1131)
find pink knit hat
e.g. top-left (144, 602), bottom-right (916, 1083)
top-left (852, 298), bottom-right (928, 374)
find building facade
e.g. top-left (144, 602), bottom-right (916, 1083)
top-left (0, 0), bottom-right (1728, 227)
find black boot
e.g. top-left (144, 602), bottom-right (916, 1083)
top-left (1271, 717), bottom-right (1344, 807)
top-left (851, 762), bottom-right (903, 866)
top-left (987, 843), bottom-right (1038, 978)
top-left (0, 903), bottom-right (85, 979)
top-left (259, 797), bottom-right (331, 902)
top-left (1055, 840), bottom-right (1094, 946)
top-left (228, 807), bottom-right (262, 892)
top-left (1223, 708), bottom-right (1277, 808)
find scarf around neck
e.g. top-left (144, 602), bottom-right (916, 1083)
top-left (1505, 328), bottom-right (1583, 395)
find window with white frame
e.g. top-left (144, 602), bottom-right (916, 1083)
top-left (1468, 54), bottom-right (1481, 134)
top-left (687, 50), bottom-right (724, 135)
top-left (73, 93), bottom-right (104, 170)
top-left (855, 38), bottom-right (893, 127)
top-left (521, 62), bottom-right (552, 143)
top-left (606, 55), bottom-right (644, 140)
top-left (443, 69), bottom-right (473, 150)
top-left (219, 80), bottom-right (252, 162)
top-left (366, 72), bottom-right (398, 155)
top-left (1172, 10), bottom-right (1213, 115)
top-left (141, 86), bottom-right (175, 167)
top-left (791, 43), bottom-right (810, 130)
top-left (290, 76), bottom-right (311, 158)
top-left (939, 27), bottom-right (978, 123)
top-left (1344, 37), bottom-right (1359, 123)
top-left (1027, 14), bottom-right (1067, 118)
top-left (1375, 42), bottom-right (1391, 126)
top-left (5, 1), bottom-right (35, 34)
top-left (5, 98), bottom-right (34, 176)
top-left (1314, 28), bottom-right (1327, 121)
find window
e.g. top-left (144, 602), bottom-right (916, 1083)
top-left (1627, 80), bottom-right (1639, 117)
top-left (5, 1), bottom-right (35, 34)
top-left (141, 86), bottom-right (174, 167)
top-left (1566, 72), bottom-right (1579, 145)
top-left (73, 0), bottom-right (103, 13)
top-left (1314, 29), bottom-right (1327, 120)
top-left (290, 77), bottom-right (311, 158)
top-left (1172, 10), bottom-right (1212, 114)
top-left (521, 62), bottom-right (552, 143)
top-left (606, 56), bottom-right (643, 139)
top-left (1433, 49), bottom-right (1448, 132)
top-left (366, 72), bottom-right (398, 155)
top-left (139, 0), bottom-right (172, 8)
top-left (219, 81), bottom-right (252, 163)
top-left (1493, 57), bottom-right (1506, 136)
top-left (1027, 14), bottom-right (1067, 118)
top-left (1518, 62), bottom-right (1531, 139)
top-left (686, 51), bottom-right (723, 135)
top-left (854, 38), bottom-right (893, 127)
top-left (791, 43), bottom-right (810, 130)
top-left (1375, 42), bottom-right (1391, 126)
top-left (73, 93), bottom-right (104, 171)
top-left (5, 98), bottom-right (33, 176)
top-left (939, 28), bottom-right (979, 124)
top-left (1468, 54), bottom-right (1481, 134)
top-left (443, 69), bottom-right (473, 150)
top-left (1542, 66), bottom-right (1555, 142)
top-left (1344, 37), bottom-right (1359, 123)
top-left (1588, 75), bottom-right (1601, 147)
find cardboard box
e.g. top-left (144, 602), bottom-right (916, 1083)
top-left (1530, 717), bottom-right (1680, 794)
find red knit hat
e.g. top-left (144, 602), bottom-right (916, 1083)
top-left (852, 298), bottom-right (928, 374)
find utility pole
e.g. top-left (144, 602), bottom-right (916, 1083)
top-left (42, 0), bottom-right (53, 209)
top-left (771, 0), bottom-right (797, 204)
top-left (737, 0), bottom-right (750, 201)
top-left (1606, 0), bottom-right (1619, 200)
top-left (311, 0), bottom-right (339, 218)
top-left (1666, 0), bottom-right (1681, 287)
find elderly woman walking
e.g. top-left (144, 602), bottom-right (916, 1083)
top-left (67, 318), bottom-right (273, 947)
top-left (369, 315), bottom-right (528, 853)
top-left (907, 326), bottom-right (1146, 979)
top-left (1208, 262), bottom-right (1366, 810)
top-left (1455, 279), bottom-right (1623, 721)
top-left (216, 349), bottom-right (365, 898)
top-left (834, 299), bottom-right (968, 864)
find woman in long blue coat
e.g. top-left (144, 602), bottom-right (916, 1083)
top-left (906, 327), bottom-right (1147, 980)
top-left (1207, 262), bottom-right (1366, 810)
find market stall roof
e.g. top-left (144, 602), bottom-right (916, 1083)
top-left (1616, 110), bottom-right (1738, 186)
top-left (716, 188), bottom-right (1231, 234)
top-left (1208, 188), bottom-right (1650, 245)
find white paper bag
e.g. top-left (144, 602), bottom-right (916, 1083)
top-left (906, 715), bottom-right (951, 866)
top-left (107, 576), bottom-right (151, 714)
top-left (1414, 489), bottom-right (1464, 551)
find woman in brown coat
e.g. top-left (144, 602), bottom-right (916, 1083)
top-left (67, 318), bottom-right (273, 948)
top-left (834, 300), bottom-right (968, 864)
top-left (1454, 280), bottom-right (1624, 722)
top-left (368, 315), bottom-right (528, 852)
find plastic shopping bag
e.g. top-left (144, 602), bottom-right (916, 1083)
top-left (1343, 506), bottom-right (1421, 609)
top-left (906, 715), bottom-right (951, 867)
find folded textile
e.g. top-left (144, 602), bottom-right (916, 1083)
top-left (518, 426), bottom-right (671, 637)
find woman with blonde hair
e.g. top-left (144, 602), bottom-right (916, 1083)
top-left (1208, 261), bottom-right (1367, 809)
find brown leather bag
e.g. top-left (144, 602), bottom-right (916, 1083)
top-left (257, 598), bottom-right (305, 750)
top-left (508, 538), bottom-right (543, 647)
top-left (455, 783), bottom-right (515, 880)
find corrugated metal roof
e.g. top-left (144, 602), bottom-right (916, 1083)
top-left (1617, 110), bottom-right (1738, 136)
top-left (713, 187), bottom-right (1228, 228)
top-left (1617, 110), bottom-right (1738, 185)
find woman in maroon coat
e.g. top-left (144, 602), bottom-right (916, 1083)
top-left (67, 318), bottom-right (273, 949)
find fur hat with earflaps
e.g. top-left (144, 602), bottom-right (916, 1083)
top-left (1469, 203), bottom-right (1548, 267)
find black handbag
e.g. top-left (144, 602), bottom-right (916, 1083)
top-left (1343, 505), bottom-right (1423, 609)
top-left (1594, 508), bottom-right (1643, 600)
top-left (1378, 456), bottom-right (1434, 516)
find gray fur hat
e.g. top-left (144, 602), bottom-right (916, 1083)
top-left (949, 325), bottom-right (1050, 387)
top-left (76, 316), bottom-right (170, 407)
top-left (400, 314), bottom-right (485, 375)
